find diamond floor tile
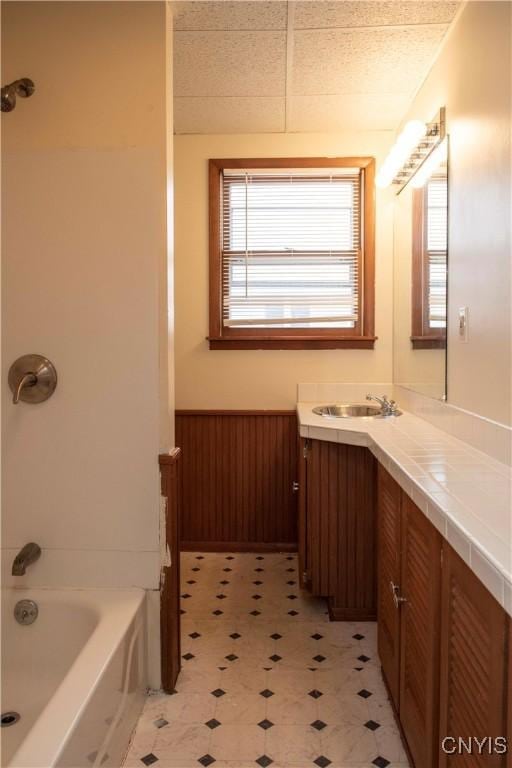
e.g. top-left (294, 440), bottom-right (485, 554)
top-left (123, 552), bottom-right (409, 768)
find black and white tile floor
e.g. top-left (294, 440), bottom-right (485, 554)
top-left (123, 553), bottom-right (409, 768)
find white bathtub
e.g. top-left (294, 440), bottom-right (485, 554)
top-left (1, 588), bottom-right (147, 768)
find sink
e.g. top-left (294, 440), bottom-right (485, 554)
top-left (312, 403), bottom-right (402, 419)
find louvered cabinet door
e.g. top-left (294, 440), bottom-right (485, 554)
top-left (399, 495), bottom-right (441, 768)
top-left (439, 544), bottom-right (508, 767)
top-left (377, 464), bottom-right (402, 710)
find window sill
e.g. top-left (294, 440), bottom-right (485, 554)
top-left (208, 336), bottom-right (377, 350)
top-left (410, 336), bottom-right (446, 350)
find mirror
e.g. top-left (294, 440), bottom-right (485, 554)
top-left (393, 148), bottom-right (448, 400)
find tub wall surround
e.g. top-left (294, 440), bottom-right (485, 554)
top-left (297, 401), bottom-right (512, 616)
top-left (1, 2), bottom-right (173, 593)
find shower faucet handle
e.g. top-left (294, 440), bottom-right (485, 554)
top-left (8, 354), bottom-right (57, 405)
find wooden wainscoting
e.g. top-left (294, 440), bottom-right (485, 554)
top-left (159, 448), bottom-right (181, 694)
top-left (175, 411), bottom-right (298, 551)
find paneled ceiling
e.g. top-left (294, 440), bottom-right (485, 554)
top-left (173, 1), bottom-right (460, 134)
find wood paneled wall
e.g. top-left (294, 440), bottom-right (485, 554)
top-left (175, 411), bottom-right (298, 551)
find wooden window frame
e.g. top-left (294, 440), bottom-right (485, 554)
top-left (411, 186), bottom-right (447, 350)
top-left (208, 157), bottom-right (376, 350)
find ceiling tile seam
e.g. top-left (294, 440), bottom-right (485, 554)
top-left (175, 97), bottom-right (286, 101)
top-left (174, 93), bottom-right (411, 100)
top-left (174, 21), bottom-right (451, 34)
top-left (284, 1), bottom-right (295, 133)
top-left (292, 21), bottom-right (453, 33)
top-left (174, 29), bottom-right (287, 35)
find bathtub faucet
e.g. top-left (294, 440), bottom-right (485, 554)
top-left (12, 542), bottom-right (41, 575)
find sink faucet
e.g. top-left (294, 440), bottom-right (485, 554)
top-left (366, 394), bottom-right (398, 416)
top-left (12, 542), bottom-right (41, 575)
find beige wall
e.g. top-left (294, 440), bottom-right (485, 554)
top-left (1, 2), bottom-right (172, 589)
top-left (396, 1), bottom-right (511, 425)
top-left (174, 132), bottom-right (394, 410)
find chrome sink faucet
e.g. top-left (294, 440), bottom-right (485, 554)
top-left (366, 394), bottom-right (398, 416)
top-left (12, 542), bottom-right (41, 575)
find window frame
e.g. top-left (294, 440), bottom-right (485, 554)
top-left (208, 157), bottom-right (376, 350)
top-left (411, 185), bottom-right (447, 350)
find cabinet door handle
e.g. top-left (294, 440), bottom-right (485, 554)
top-left (390, 581), bottom-right (407, 609)
top-left (292, 481), bottom-right (299, 492)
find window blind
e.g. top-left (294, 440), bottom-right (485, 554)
top-left (221, 168), bottom-right (362, 329)
top-left (426, 177), bottom-right (447, 329)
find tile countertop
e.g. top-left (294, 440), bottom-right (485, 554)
top-left (297, 402), bottom-right (512, 617)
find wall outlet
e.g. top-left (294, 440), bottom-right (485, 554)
top-left (458, 306), bottom-right (468, 342)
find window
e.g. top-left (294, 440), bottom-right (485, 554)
top-left (411, 176), bottom-right (447, 349)
top-left (208, 158), bottom-right (376, 349)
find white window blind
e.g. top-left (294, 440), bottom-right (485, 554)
top-left (221, 168), bottom-right (362, 329)
top-left (426, 177), bottom-right (447, 329)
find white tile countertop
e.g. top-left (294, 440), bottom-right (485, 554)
top-left (297, 402), bottom-right (512, 617)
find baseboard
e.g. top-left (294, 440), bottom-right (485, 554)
top-left (327, 600), bottom-right (377, 622)
top-left (181, 540), bottom-right (298, 554)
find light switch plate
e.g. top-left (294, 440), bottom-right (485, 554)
top-left (458, 306), bottom-right (468, 342)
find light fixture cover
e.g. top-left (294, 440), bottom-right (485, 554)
top-left (376, 108), bottom-right (446, 193)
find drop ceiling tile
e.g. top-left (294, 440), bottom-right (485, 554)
top-left (287, 93), bottom-right (410, 132)
top-left (174, 97), bottom-right (285, 134)
top-left (292, 25), bottom-right (449, 96)
top-left (294, 1), bottom-right (460, 29)
top-left (174, 31), bottom-right (286, 97)
top-left (173, 1), bottom-right (287, 31)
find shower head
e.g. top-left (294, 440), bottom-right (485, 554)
top-left (1, 78), bottom-right (35, 112)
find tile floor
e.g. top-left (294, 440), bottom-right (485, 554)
top-left (124, 553), bottom-right (409, 768)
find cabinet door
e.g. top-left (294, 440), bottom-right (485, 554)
top-left (306, 440), bottom-right (376, 618)
top-left (377, 464), bottom-right (402, 710)
top-left (306, 439), bottom-right (338, 597)
top-left (439, 544), bottom-right (508, 767)
top-left (399, 494), bottom-right (441, 768)
top-left (298, 437), bottom-right (308, 590)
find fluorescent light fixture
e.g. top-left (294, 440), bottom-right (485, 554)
top-left (410, 137), bottom-right (448, 188)
top-left (375, 120), bottom-right (427, 188)
top-left (376, 108), bottom-right (446, 193)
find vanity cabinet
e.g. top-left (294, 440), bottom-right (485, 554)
top-left (299, 438), bottom-right (377, 620)
top-left (377, 465), bottom-right (441, 768)
top-left (377, 463), bottom-right (510, 768)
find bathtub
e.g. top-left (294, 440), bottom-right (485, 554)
top-left (1, 588), bottom-right (147, 768)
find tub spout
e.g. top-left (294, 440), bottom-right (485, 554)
top-left (12, 542), bottom-right (41, 575)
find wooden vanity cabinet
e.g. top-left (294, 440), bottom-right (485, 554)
top-left (377, 465), bottom-right (441, 768)
top-left (377, 463), bottom-right (510, 768)
top-left (299, 438), bottom-right (377, 619)
top-left (438, 544), bottom-right (508, 768)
